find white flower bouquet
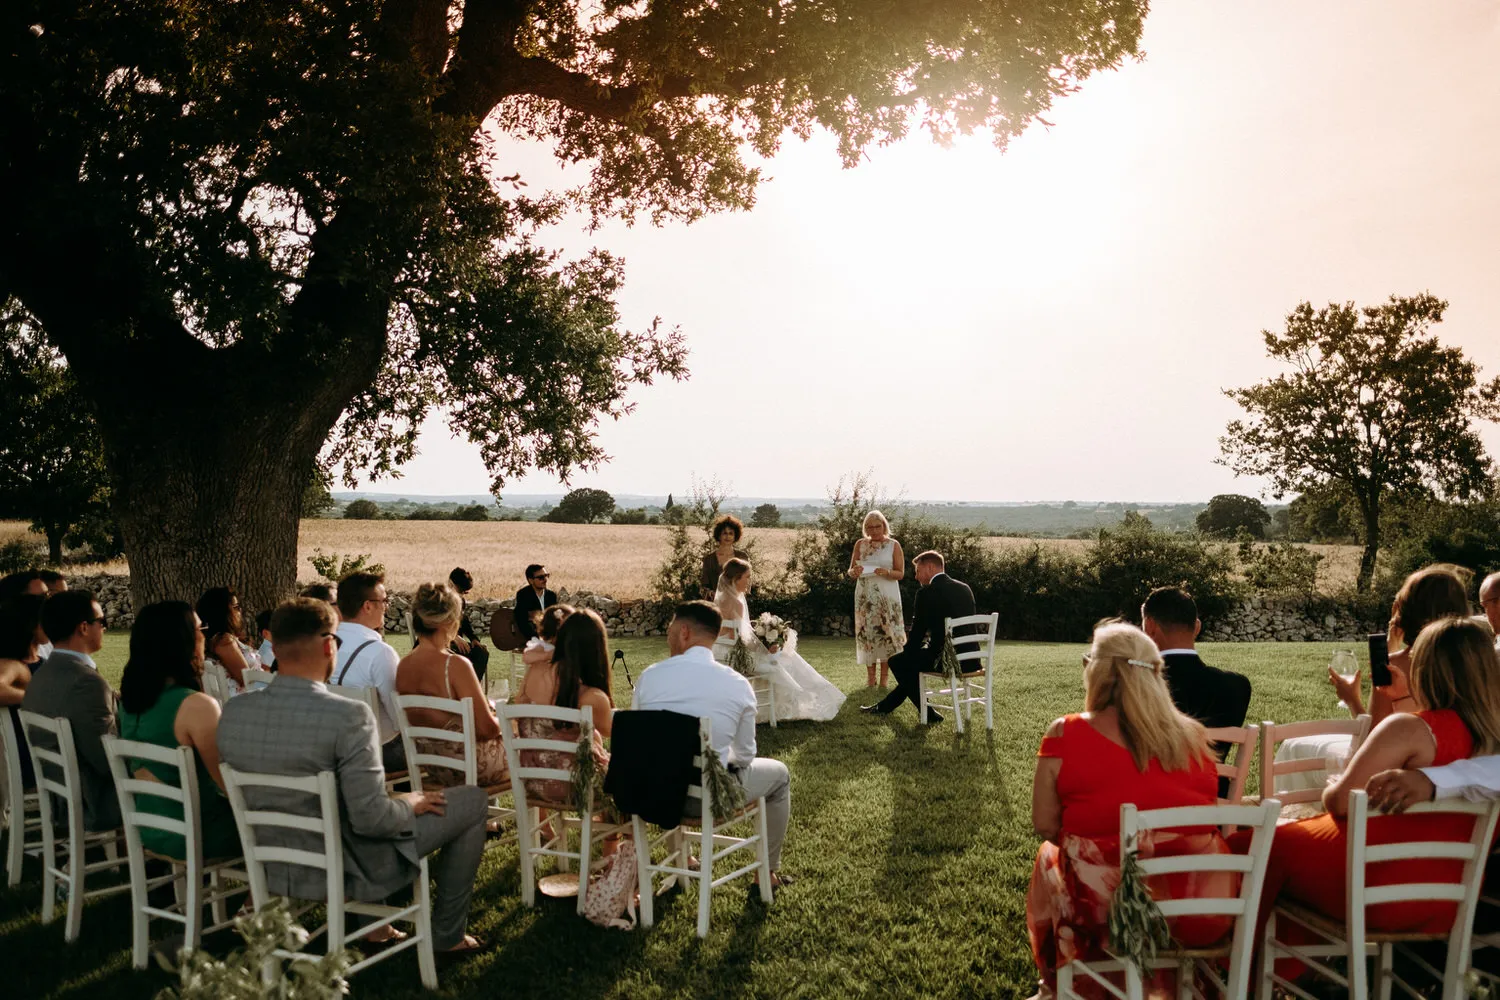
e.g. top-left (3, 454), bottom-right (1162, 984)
top-left (752, 613), bottom-right (793, 653)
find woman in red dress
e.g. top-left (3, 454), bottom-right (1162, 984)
top-left (1026, 621), bottom-right (1235, 999)
top-left (1254, 616), bottom-right (1500, 971)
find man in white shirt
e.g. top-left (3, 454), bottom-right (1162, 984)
top-left (633, 600), bottom-right (793, 887)
top-left (333, 571), bottom-right (406, 774)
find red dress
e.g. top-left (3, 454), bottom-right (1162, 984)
top-left (1261, 709), bottom-right (1476, 934)
top-left (1026, 715), bottom-right (1236, 993)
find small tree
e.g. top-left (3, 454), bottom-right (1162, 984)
top-left (611, 507), bottom-right (650, 525)
top-left (750, 503), bottom-right (782, 528)
top-left (0, 311), bottom-right (112, 564)
top-left (1195, 494), bottom-right (1271, 539)
top-left (541, 488), bottom-right (615, 524)
top-left (452, 504), bottom-right (491, 522)
top-left (343, 499), bottom-right (381, 520)
top-left (301, 463), bottom-right (336, 519)
top-left (1219, 294), bottom-right (1500, 591)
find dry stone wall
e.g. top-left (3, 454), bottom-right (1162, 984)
top-left (63, 575), bottom-right (1382, 643)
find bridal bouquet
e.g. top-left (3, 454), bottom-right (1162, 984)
top-left (752, 613), bottom-right (792, 652)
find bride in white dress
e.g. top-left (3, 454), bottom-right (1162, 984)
top-left (712, 558), bottom-right (846, 722)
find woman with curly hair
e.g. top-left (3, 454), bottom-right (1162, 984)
top-left (700, 514), bottom-right (748, 600)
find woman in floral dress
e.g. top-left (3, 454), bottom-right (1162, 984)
top-left (847, 510), bottom-right (906, 688)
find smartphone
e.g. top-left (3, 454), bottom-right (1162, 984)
top-left (1368, 633), bottom-right (1391, 688)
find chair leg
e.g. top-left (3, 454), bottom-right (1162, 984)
top-left (129, 853), bottom-right (150, 969)
top-left (951, 681), bottom-right (964, 734)
top-left (633, 817), bottom-right (654, 929)
top-left (1255, 911), bottom-right (1276, 1000)
top-left (696, 820), bottom-right (713, 938)
top-left (576, 810), bottom-right (592, 915)
top-left (184, 864), bottom-right (203, 955)
top-left (209, 867), bottom-right (228, 930)
top-left (1175, 958), bottom-right (1192, 1000)
top-left (768, 684), bottom-right (777, 728)
top-left (755, 800), bottom-right (772, 904)
top-left (415, 859), bottom-right (437, 990)
top-left (63, 819), bottom-right (85, 942)
top-left (1349, 934), bottom-right (1368, 999)
top-left (918, 681), bottom-right (927, 723)
top-left (1375, 942), bottom-right (1393, 1000)
top-left (1057, 962), bottom-right (1073, 999)
top-left (985, 669), bottom-right (995, 730)
top-left (518, 806), bottom-right (537, 907)
top-left (4, 800), bottom-right (22, 887)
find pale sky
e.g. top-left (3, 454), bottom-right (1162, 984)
top-left (362, 0), bottom-right (1500, 503)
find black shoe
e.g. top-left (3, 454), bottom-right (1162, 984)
top-left (923, 710), bottom-right (944, 724)
top-left (861, 702), bottom-right (893, 715)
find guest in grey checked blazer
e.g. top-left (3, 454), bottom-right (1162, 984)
top-left (217, 598), bottom-right (488, 952)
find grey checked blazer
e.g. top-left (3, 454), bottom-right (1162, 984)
top-left (217, 674), bottom-right (419, 902)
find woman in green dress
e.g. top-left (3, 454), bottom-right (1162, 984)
top-left (117, 601), bottom-right (240, 860)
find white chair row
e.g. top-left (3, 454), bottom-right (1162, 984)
top-left (2, 705), bottom-right (44, 887)
top-left (1203, 714), bottom-right (1374, 809)
top-left (1057, 792), bottom-right (1500, 1000)
top-left (918, 613), bottom-right (999, 734)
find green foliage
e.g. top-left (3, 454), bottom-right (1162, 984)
top-left (452, 504), bottom-right (491, 522)
top-left (1238, 541), bottom-right (1323, 599)
top-left (750, 503), bottom-right (782, 528)
top-left (0, 305), bottom-right (114, 564)
top-left (156, 898), bottom-right (352, 999)
top-left (1284, 482), bottom-right (1363, 543)
top-left (1089, 512), bottom-right (1239, 623)
top-left (300, 464), bottom-right (336, 519)
top-left (1107, 838), bottom-right (1173, 973)
top-left (1219, 295), bottom-right (1500, 590)
top-left (342, 499), bottom-right (381, 520)
top-left (1379, 496), bottom-right (1500, 589)
top-left (540, 488), bottom-right (615, 524)
top-left (610, 507), bottom-right (656, 525)
top-left (307, 549), bottom-right (384, 583)
top-left (651, 523), bottom-right (704, 603)
top-left (1196, 494), bottom-right (1270, 539)
top-left (0, 540), bottom-right (41, 575)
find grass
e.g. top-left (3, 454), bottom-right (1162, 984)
top-left (1, 519), bottom-right (1367, 600)
top-left (3, 635), bottom-right (1351, 999)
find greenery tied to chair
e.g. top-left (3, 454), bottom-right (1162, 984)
top-left (702, 744), bottom-right (745, 823)
top-left (155, 898), bottom-right (352, 999)
top-left (569, 719), bottom-right (603, 812)
top-left (939, 630), bottom-right (963, 684)
top-left (726, 635), bottom-right (756, 678)
top-left (1107, 834), bottom-right (1172, 975)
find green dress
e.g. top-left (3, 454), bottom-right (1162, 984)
top-left (119, 685), bottom-right (241, 860)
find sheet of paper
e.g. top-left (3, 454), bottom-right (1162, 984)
top-left (861, 563), bottom-right (881, 577)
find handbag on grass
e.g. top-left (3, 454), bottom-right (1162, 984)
top-left (583, 839), bottom-right (638, 930)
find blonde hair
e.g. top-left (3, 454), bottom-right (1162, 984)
top-left (1409, 616), bottom-right (1500, 756)
top-left (863, 510), bottom-right (891, 538)
top-left (1084, 620), bottom-right (1211, 772)
top-left (411, 581), bottom-right (462, 637)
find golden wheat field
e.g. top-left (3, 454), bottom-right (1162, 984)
top-left (0, 519), bottom-right (1369, 598)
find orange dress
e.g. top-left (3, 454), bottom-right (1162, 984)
top-left (1259, 708), bottom-right (1476, 934)
top-left (1026, 715), bottom-right (1236, 993)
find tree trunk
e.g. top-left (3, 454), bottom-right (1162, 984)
top-left (45, 524), bottom-right (63, 567)
top-left (1357, 503), bottom-right (1380, 594)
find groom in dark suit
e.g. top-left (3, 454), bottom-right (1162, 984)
top-left (862, 551), bottom-right (976, 723)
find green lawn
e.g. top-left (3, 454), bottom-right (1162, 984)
top-left (5, 636), bottom-right (1351, 998)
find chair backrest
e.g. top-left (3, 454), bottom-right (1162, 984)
top-left (944, 613), bottom-right (998, 672)
top-left (1203, 724), bottom-right (1259, 805)
top-left (328, 683), bottom-right (381, 720)
top-left (102, 735), bottom-right (204, 869)
top-left (1345, 790), bottom-right (1500, 981)
top-left (220, 764), bottom-right (343, 919)
top-left (397, 694), bottom-right (478, 791)
top-left (242, 667), bottom-right (274, 689)
top-left (200, 670), bottom-right (230, 705)
top-left (17, 710), bottom-right (84, 835)
top-left (499, 703), bottom-right (595, 809)
top-left (687, 716), bottom-right (719, 825)
top-left (1122, 797), bottom-right (1282, 995)
top-left (1259, 715), bottom-right (1372, 805)
top-left (1, 705), bottom-right (25, 823)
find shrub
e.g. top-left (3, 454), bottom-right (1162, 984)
top-left (1089, 512), bottom-right (1240, 622)
top-left (610, 507), bottom-right (652, 525)
top-left (651, 523), bottom-right (703, 602)
top-left (0, 539), bottom-right (39, 575)
top-left (342, 499), bottom-right (380, 520)
top-left (1237, 541), bottom-right (1322, 599)
top-left (540, 488), bottom-right (615, 523)
top-left (750, 503), bottom-right (781, 528)
top-left (307, 548), bottom-right (385, 582)
top-left (1196, 494), bottom-right (1270, 539)
top-left (452, 504), bottom-right (491, 521)
top-left (157, 898), bottom-right (351, 999)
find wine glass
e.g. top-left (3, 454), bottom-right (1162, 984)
top-left (1331, 649), bottom-right (1359, 708)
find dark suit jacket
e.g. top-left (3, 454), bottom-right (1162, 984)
top-left (513, 586), bottom-right (558, 641)
top-left (457, 597), bottom-right (480, 645)
top-left (19, 650), bottom-right (121, 831)
top-left (902, 573), bottom-right (978, 668)
top-left (1162, 651), bottom-right (1253, 733)
top-left (604, 710), bottom-right (701, 829)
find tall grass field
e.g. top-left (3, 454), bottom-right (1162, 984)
top-left (4, 635), bottom-right (1352, 998)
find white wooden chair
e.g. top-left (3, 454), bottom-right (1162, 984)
top-left (396, 693), bottom-right (515, 843)
top-left (17, 711), bottom-right (129, 941)
top-left (200, 669), bottom-right (230, 706)
top-left (1058, 797), bottom-right (1281, 1000)
top-left (330, 684), bottom-right (408, 791)
top-left (1259, 715), bottom-right (1373, 808)
top-left (241, 667), bottom-right (274, 690)
top-left (500, 703), bottom-right (628, 912)
top-left (918, 613), bottom-right (999, 734)
top-left (2, 704), bottom-right (44, 886)
top-left (1257, 790), bottom-right (1500, 1000)
top-left (632, 716), bottom-right (773, 938)
top-left (1204, 724), bottom-right (1260, 806)
top-left (220, 764), bottom-right (437, 990)
top-left (102, 735), bottom-right (248, 967)
top-left (750, 674), bottom-right (778, 728)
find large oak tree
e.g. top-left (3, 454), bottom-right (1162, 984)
top-left (2, 1), bottom-right (1148, 609)
top-left (1219, 294), bottom-right (1500, 592)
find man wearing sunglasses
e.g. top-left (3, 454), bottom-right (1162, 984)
top-left (512, 564), bottom-right (557, 642)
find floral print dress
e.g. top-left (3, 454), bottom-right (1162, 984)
top-left (854, 538), bottom-right (906, 665)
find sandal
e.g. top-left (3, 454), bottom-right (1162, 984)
top-left (439, 934), bottom-right (483, 956)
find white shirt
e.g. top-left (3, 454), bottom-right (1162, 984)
top-left (1421, 756), bottom-right (1500, 802)
top-left (256, 639), bottom-right (274, 666)
top-left (333, 621), bottom-right (402, 743)
top-left (632, 645), bottom-right (758, 767)
top-left (36, 641), bottom-right (54, 660)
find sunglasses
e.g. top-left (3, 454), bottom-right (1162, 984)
top-left (87, 616), bottom-right (108, 627)
top-left (531, 574), bottom-right (549, 582)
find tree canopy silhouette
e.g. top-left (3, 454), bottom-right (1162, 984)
top-left (2, 0), bottom-right (1149, 608)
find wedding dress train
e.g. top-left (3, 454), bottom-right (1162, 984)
top-left (712, 597), bottom-right (846, 723)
